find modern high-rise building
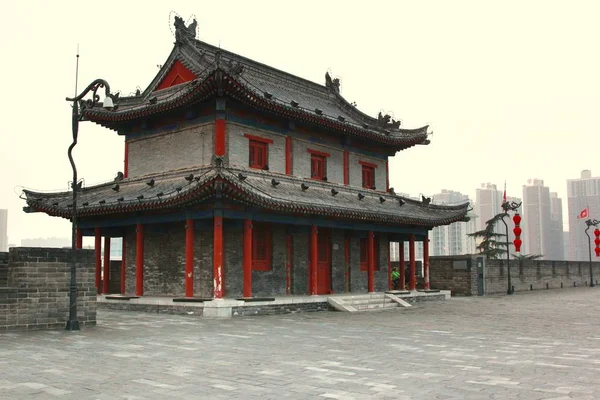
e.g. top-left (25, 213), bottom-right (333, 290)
top-left (567, 170), bottom-right (600, 261)
top-left (473, 183), bottom-right (522, 257)
top-left (521, 179), bottom-right (564, 260)
top-left (428, 190), bottom-right (476, 256)
top-left (0, 209), bottom-right (7, 252)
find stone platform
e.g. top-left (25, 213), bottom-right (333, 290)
top-left (97, 290), bottom-right (450, 318)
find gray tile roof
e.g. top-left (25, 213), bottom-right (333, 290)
top-left (23, 165), bottom-right (468, 228)
top-left (83, 38), bottom-right (430, 150)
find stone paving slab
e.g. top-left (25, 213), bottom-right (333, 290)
top-left (2, 288), bottom-right (600, 399)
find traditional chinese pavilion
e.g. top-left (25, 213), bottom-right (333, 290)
top-left (23, 18), bottom-right (469, 300)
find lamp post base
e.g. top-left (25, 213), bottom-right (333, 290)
top-left (65, 320), bottom-right (80, 331)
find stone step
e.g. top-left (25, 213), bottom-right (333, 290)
top-left (342, 297), bottom-right (393, 306)
top-left (356, 302), bottom-right (399, 311)
top-left (330, 294), bottom-right (386, 301)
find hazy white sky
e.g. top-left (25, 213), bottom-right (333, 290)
top-left (1, 0), bottom-right (598, 244)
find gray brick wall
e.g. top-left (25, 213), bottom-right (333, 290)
top-left (227, 123), bottom-right (286, 174)
top-left (124, 222), bottom-right (214, 298)
top-left (348, 152), bottom-right (386, 190)
top-left (127, 122), bottom-right (214, 177)
top-left (0, 252), bottom-right (7, 286)
top-left (1, 247), bottom-right (96, 331)
top-left (121, 222), bottom-right (393, 298)
top-left (429, 256), bottom-right (600, 296)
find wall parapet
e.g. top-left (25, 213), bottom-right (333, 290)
top-left (1, 247), bottom-right (97, 332)
top-left (429, 255), bottom-right (600, 296)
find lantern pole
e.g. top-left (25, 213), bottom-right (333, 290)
top-left (500, 200), bottom-right (522, 295)
top-left (584, 219), bottom-right (599, 288)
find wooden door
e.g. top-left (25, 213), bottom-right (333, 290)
top-left (317, 229), bottom-right (331, 295)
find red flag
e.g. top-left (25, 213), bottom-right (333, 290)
top-left (578, 208), bottom-right (589, 219)
top-left (503, 181), bottom-right (506, 203)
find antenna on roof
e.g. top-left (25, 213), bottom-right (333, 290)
top-left (74, 44), bottom-right (80, 99)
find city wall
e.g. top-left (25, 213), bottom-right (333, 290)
top-left (0, 247), bottom-right (97, 332)
top-left (429, 255), bottom-right (600, 296)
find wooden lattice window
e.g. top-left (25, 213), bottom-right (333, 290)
top-left (245, 134), bottom-right (273, 170)
top-left (361, 164), bottom-right (376, 189)
top-left (308, 149), bottom-right (330, 181)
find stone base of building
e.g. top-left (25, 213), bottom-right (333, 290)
top-left (97, 291), bottom-right (450, 318)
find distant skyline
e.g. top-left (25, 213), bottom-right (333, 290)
top-left (2, 1), bottom-right (600, 243)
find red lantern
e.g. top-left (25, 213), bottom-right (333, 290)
top-left (513, 213), bottom-right (522, 252)
top-left (595, 229), bottom-right (600, 257)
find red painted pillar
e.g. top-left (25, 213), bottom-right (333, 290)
top-left (215, 118), bottom-right (226, 156)
top-left (367, 231), bottom-right (375, 293)
top-left (103, 237), bottom-right (111, 294)
top-left (76, 228), bottom-right (83, 249)
top-left (120, 237), bottom-right (126, 294)
top-left (135, 223), bottom-right (144, 296)
top-left (94, 228), bottom-right (102, 294)
top-left (285, 136), bottom-right (292, 175)
top-left (409, 234), bottom-right (416, 291)
top-left (213, 216), bottom-right (224, 298)
top-left (243, 219), bottom-right (252, 298)
top-left (424, 234), bottom-right (430, 290)
top-left (310, 225), bottom-right (318, 295)
top-left (399, 241), bottom-right (405, 290)
top-left (343, 150), bottom-right (349, 185)
top-left (185, 219), bottom-right (195, 297)
top-left (124, 141), bottom-right (129, 178)
top-left (286, 233), bottom-right (292, 295)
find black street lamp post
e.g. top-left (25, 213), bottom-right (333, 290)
top-left (584, 219), bottom-right (599, 288)
top-left (500, 200), bottom-right (521, 295)
top-left (65, 79), bottom-right (114, 331)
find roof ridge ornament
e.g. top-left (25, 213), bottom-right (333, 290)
top-left (174, 16), bottom-right (197, 44)
top-left (325, 72), bottom-right (340, 94)
top-left (377, 112), bottom-right (401, 130)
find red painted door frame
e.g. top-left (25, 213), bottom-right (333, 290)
top-left (120, 238), bottom-right (126, 295)
top-left (409, 235), bottom-right (416, 290)
top-left (243, 219), bottom-right (252, 298)
top-left (136, 223), bottom-right (144, 296)
top-left (94, 228), bottom-right (101, 294)
top-left (424, 234), bottom-right (430, 290)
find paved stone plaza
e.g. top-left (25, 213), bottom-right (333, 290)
top-left (2, 288), bottom-right (600, 399)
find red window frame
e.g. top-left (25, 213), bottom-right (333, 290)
top-left (252, 223), bottom-right (272, 271)
top-left (311, 154), bottom-right (327, 180)
top-left (245, 134), bottom-right (273, 170)
top-left (360, 236), bottom-right (380, 271)
top-left (361, 165), bottom-right (376, 189)
top-left (308, 149), bottom-right (330, 181)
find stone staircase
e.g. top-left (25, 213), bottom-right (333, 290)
top-left (327, 292), bottom-right (412, 312)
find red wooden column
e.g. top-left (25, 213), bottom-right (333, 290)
top-left (185, 219), bottom-right (195, 297)
top-left (310, 225), bottom-right (318, 295)
top-left (76, 228), bottom-right (83, 249)
top-left (367, 231), bottom-right (375, 293)
top-left (120, 237), bottom-right (126, 294)
top-left (409, 234), bottom-right (416, 291)
top-left (399, 241), bottom-right (405, 290)
top-left (102, 237), bottom-right (111, 294)
top-left (285, 136), bottom-right (292, 175)
top-left (243, 219), bottom-right (252, 298)
top-left (215, 118), bottom-right (226, 156)
top-left (94, 228), bottom-right (102, 294)
top-left (135, 223), bottom-right (144, 296)
top-left (286, 233), bottom-right (292, 295)
top-left (423, 234), bottom-right (430, 290)
top-left (343, 151), bottom-right (349, 185)
top-left (213, 215), bottom-right (224, 298)
top-left (124, 141), bottom-right (129, 178)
